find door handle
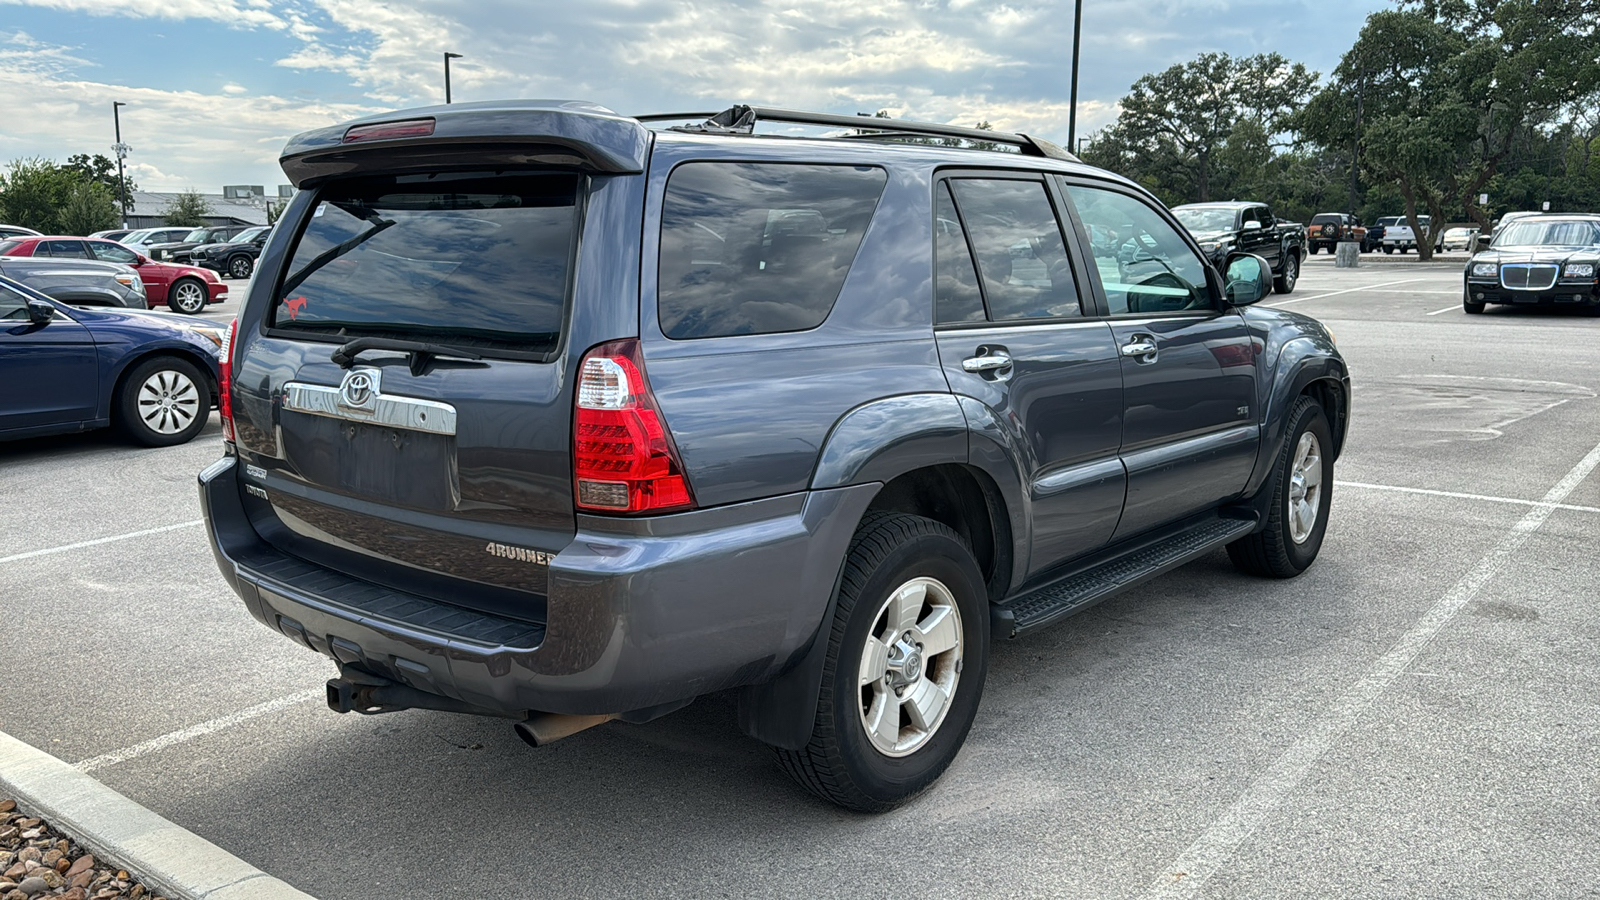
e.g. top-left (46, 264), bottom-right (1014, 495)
top-left (962, 350), bottom-right (1013, 373)
top-left (1121, 337), bottom-right (1159, 363)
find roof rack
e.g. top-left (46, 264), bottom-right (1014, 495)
top-left (635, 105), bottom-right (1079, 163)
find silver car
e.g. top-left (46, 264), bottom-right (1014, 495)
top-left (0, 256), bottom-right (146, 309)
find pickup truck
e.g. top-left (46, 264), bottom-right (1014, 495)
top-left (1382, 215), bottom-right (1431, 253)
top-left (1172, 201), bottom-right (1306, 293)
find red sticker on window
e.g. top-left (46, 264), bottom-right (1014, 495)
top-left (286, 296), bottom-right (308, 320)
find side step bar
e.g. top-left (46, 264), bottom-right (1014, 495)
top-left (993, 516), bottom-right (1257, 638)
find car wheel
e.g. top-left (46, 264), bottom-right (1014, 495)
top-left (228, 255), bottom-right (254, 279)
top-left (117, 356), bottom-right (210, 447)
top-left (1308, 244), bottom-right (1318, 255)
top-left (168, 278), bottom-right (208, 314)
top-left (1383, 246), bottom-right (1393, 255)
top-left (773, 513), bottom-right (988, 812)
top-left (1273, 253), bottom-right (1298, 294)
top-left (1228, 396), bottom-right (1333, 578)
top-left (1463, 290), bottom-right (1486, 314)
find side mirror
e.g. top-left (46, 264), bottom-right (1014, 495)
top-left (27, 299), bottom-right (55, 325)
top-left (1222, 253), bottom-right (1271, 306)
top-left (134, 254), bottom-right (149, 266)
top-left (1242, 220), bottom-right (1263, 232)
top-left (1472, 235), bottom-right (1492, 253)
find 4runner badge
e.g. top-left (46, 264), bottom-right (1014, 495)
top-left (485, 542), bottom-right (553, 565)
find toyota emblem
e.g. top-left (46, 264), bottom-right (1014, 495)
top-left (338, 370), bottom-right (378, 409)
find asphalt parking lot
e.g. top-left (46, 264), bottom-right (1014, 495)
top-left (3, 255), bottom-right (1597, 899)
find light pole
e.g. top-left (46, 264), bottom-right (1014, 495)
top-left (111, 102), bottom-right (131, 226)
top-left (1067, 0), bottom-right (1083, 148)
top-left (444, 52), bottom-right (463, 104)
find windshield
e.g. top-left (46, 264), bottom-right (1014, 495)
top-left (1493, 219), bottom-right (1600, 248)
top-left (270, 171), bottom-right (578, 351)
top-left (183, 228), bottom-right (209, 242)
top-left (1174, 208), bottom-right (1238, 233)
top-left (231, 228), bottom-right (267, 243)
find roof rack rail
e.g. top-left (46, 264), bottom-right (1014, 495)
top-left (635, 105), bottom-right (1079, 163)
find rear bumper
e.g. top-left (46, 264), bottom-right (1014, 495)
top-left (199, 455), bottom-right (876, 717)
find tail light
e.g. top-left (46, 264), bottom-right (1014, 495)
top-left (573, 339), bottom-right (695, 515)
top-left (219, 318), bottom-right (237, 446)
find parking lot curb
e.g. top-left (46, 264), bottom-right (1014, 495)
top-left (0, 730), bottom-right (315, 900)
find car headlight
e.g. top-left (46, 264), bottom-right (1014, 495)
top-left (1563, 263), bottom-right (1595, 278)
top-left (186, 325), bottom-right (225, 352)
top-left (113, 273), bottom-right (146, 294)
top-left (1471, 262), bottom-right (1498, 277)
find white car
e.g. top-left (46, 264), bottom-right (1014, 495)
top-left (1382, 215), bottom-right (1432, 253)
top-left (1436, 226), bottom-right (1479, 252)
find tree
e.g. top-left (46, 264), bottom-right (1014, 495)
top-left (57, 182), bottom-right (120, 236)
top-left (0, 157), bottom-right (78, 232)
top-left (1112, 52), bottom-right (1316, 202)
top-left (63, 153), bottom-right (137, 199)
top-left (161, 189), bottom-right (212, 227)
top-left (1301, 1), bottom-right (1600, 259)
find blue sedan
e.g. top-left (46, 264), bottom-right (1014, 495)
top-left (1, 274), bottom-right (224, 446)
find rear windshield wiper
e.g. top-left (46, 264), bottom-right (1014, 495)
top-left (332, 336), bottom-right (484, 377)
top-left (280, 214), bottom-right (396, 299)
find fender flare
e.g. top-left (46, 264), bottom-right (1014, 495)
top-left (1242, 337), bottom-right (1348, 502)
top-left (809, 393), bottom-right (968, 490)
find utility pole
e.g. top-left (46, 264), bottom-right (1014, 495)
top-left (445, 52), bottom-right (463, 104)
top-left (1347, 75), bottom-right (1363, 215)
top-left (1067, 0), bottom-right (1084, 148)
top-left (112, 102), bottom-right (131, 226)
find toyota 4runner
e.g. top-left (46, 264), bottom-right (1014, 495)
top-left (199, 100), bottom-right (1351, 812)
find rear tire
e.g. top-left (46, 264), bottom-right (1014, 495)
top-left (1228, 396), bottom-right (1332, 578)
top-left (773, 513), bottom-right (988, 812)
top-left (227, 254), bottom-right (254, 279)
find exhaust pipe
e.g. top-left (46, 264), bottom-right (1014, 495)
top-left (514, 713), bottom-right (616, 747)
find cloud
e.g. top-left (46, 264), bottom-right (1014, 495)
top-left (0, 0), bottom-right (287, 30)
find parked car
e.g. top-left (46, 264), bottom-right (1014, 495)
top-left (89, 229), bottom-right (135, 242)
top-left (1171, 201), bottom-right (1305, 292)
top-left (1306, 212), bottom-right (1367, 254)
top-left (190, 225), bottom-right (272, 279)
top-left (0, 236), bottom-right (228, 314)
top-left (1382, 214), bottom-right (1432, 253)
top-left (145, 225), bottom-right (252, 263)
top-left (120, 227), bottom-right (197, 252)
top-left (1367, 216), bottom-right (1400, 253)
top-left (1462, 214), bottom-right (1600, 314)
top-left (200, 100), bottom-right (1351, 812)
top-left (0, 275), bottom-right (222, 445)
top-left (0, 224), bottom-right (42, 240)
top-left (0, 256), bottom-right (146, 309)
top-left (1436, 226), bottom-right (1479, 252)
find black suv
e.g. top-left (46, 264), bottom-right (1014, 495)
top-left (191, 226), bottom-right (272, 279)
top-left (200, 101), bottom-right (1351, 811)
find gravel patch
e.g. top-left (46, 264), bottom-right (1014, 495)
top-left (0, 800), bottom-right (168, 900)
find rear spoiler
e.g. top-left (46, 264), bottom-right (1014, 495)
top-left (280, 100), bottom-right (651, 187)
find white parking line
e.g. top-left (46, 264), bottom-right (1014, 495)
top-left (1337, 480), bottom-right (1600, 514)
top-left (1263, 279), bottom-right (1424, 308)
top-left (74, 689), bottom-right (322, 773)
top-left (1426, 305), bottom-right (1461, 316)
top-left (1141, 438), bottom-right (1600, 899)
top-left (0, 520), bottom-right (203, 565)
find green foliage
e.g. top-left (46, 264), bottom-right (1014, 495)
top-left (0, 157), bottom-right (78, 232)
top-left (1111, 52), bottom-right (1317, 201)
top-left (64, 153), bottom-right (137, 198)
top-left (161, 189), bottom-right (213, 227)
top-left (57, 182), bottom-right (121, 235)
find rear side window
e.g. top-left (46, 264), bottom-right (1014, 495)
top-left (0, 240), bottom-right (21, 256)
top-left (657, 163), bottom-right (887, 339)
top-left (270, 171), bottom-right (578, 352)
top-left (948, 178), bottom-right (1080, 321)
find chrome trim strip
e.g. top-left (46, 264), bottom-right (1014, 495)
top-left (283, 381), bottom-right (458, 435)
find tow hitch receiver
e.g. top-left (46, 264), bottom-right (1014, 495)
top-left (324, 667), bottom-right (520, 719)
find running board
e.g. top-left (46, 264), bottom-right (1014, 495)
top-left (993, 517), bottom-right (1258, 639)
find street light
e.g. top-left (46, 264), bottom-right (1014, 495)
top-left (111, 102), bottom-right (131, 225)
top-left (1067, 0), bottom-right (1083, 148)
top-left (444, 52), bottom-right (464, 104)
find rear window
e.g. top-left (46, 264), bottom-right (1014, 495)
top-left (269, 171), bottom-right (578, 352)
top-left (0, 240), bottom-right (21, 256)
top-left (1310, 214), bottom-right (1340, 225)
top-left (657, 163), bottom-right (887, 339)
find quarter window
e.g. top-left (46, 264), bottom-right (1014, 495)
top-left (657, 163), bottom-right (887, 339)
top-left (1065, 185), bottom-right (1212, 315)
top-left (41, 240), bottom-right (89, 259)
top-left (90, 242), bottom-right (139, 265)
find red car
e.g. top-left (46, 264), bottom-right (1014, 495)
top-left (0, 235), bottom-right (228, 314)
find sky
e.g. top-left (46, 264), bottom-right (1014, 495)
top-left (0, 0), bottom-right (1392, 193)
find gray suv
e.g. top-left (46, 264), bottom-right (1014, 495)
top-left (200, 101), bottom-right (1351, 811)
